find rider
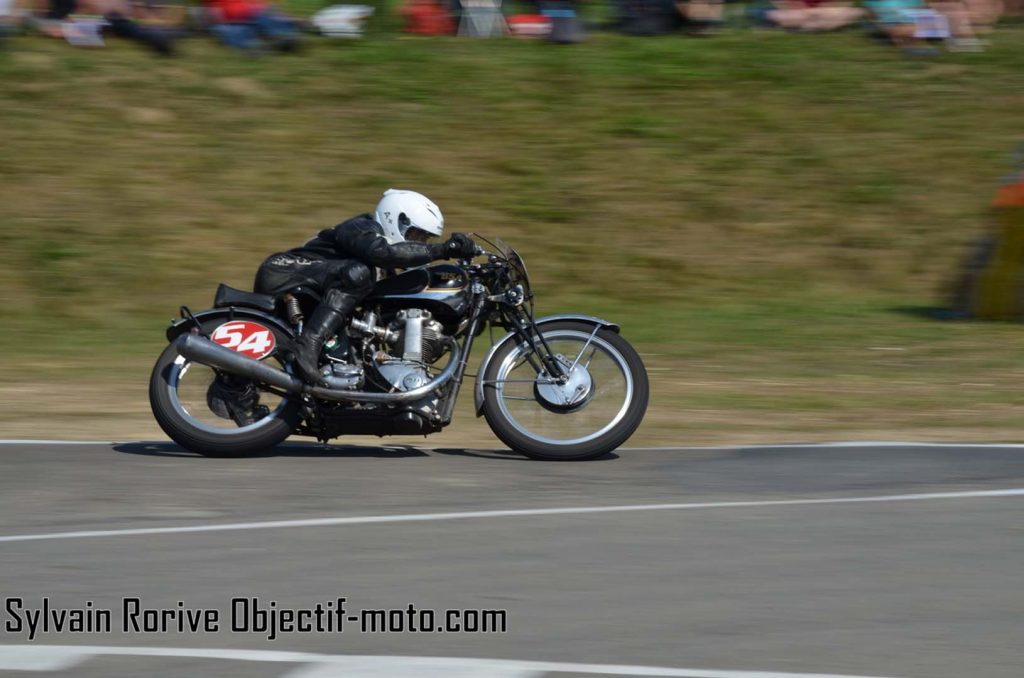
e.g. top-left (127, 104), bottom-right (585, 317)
top-left (254, 189), bottom-right (477, 386)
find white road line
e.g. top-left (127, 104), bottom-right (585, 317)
top-left (0, 645), bottom-right (87, 671)
top-left (0, 440), bottom-right (118, 445)
top-left (0, 645), bottom-right (907, 678)
top-left (0, 488), bottom-right (1022, 545)
top-left (282, 659), bottom-right (542, 678)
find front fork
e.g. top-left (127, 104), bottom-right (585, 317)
top-left (502, 307), bottom-right (571, 383)
top-left (436, 295), bottom-right (488, 425)
top-left (438, 299), bottom-right (575, 426)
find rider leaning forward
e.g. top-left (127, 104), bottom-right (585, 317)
top-left (253, 189), bottom-right (477, 386)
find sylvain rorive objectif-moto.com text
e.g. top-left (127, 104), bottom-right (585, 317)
top-left (2, 596), bottom-right (508, 641)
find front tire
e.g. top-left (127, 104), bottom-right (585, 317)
top-left (481, 321), bottom-right (649, 460)
top-left (149, 321), bottom-right (301, 457)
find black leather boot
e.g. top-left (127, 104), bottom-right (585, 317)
top-left (291, 290), bottom-right (358, 385)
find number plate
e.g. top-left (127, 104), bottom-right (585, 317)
top-left (210, 321), bottom-right (276, 360)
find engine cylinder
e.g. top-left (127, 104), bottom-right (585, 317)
top-left (402, 311), bottom-right (424, 362)
top-left (394, 309), bottom-right (447, 364)
top-left (421, 321), bottom-right (444, 363)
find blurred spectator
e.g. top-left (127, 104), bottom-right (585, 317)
top-left (507, 12), bottom-right (551, 37)
top-left (542, 0), bottom-right (584, 42)
top-left (933, 0), bottom-right (1003, 45)
top-left (864, 0), bottom-right (989, 51)
top-left (27, 0), bottom-right (177, 53)
top-left (610, 0), bottom-right (683, 35)
top-left (930, 0), bottom-right (985, 48)
top-left (1, 0), bottom-right (18, 37)
top-left (200, 0), bottom-right (301, 52)
top-left (753, 0), bottom-right (865, 31)
top-left (961, 0), bottom-right (1002, 31)
top-left (675, 0), bottom-right (724, 34)
top-left (612, 0), bottom-right (724, 35)
top-left (136, 0), bottom-right (189, 29)
top-left (399, 0), bottom-right (455, 34)
top-left (863, 0), bottom-right (930, 50)
top-left (456, 0), bottom-right (507, 36)
top-left (310, 4), bottom-right (374, 38)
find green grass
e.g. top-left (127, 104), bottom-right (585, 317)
top-left (2, 27), bottom-right (1024, 442)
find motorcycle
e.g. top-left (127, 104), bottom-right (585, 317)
top-left (149, 236), bottom-right (649, 461)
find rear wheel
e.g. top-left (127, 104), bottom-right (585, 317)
top-left (149, 320), bottom-right (300, 457)
top-left (481, 321), bottom-right (649, 460)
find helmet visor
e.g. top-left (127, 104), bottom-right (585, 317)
top-left (404, 226), bottom-right (434, 243)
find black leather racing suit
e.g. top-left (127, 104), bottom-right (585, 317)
top-left (253, 213), bottom-right (455, 385)
top-left (254, 213), bottom-right (450, 299)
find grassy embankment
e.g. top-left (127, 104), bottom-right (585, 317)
top-left (2, 26), bottom-right (1024, 445)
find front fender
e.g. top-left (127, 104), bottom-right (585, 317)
top-left (474, 314), bottom-right (620, 416)
top-left (165, 308), bottom-right (295, 343)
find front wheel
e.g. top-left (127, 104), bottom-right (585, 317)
top-left (481, 321), bottom-right (649, 460)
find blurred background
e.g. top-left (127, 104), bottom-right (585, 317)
top-left (1, 0), bottom-right (1023, 446)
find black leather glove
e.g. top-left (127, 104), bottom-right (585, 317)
top-left (436, 233), bottom-right (477, 260)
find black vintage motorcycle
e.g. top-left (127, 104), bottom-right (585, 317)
top-left (149, 237), bottom-right (649, 460)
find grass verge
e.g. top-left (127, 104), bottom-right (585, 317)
top-left (2, 28), bottom-right (1024, 445)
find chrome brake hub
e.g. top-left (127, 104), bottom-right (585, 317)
top-left (535, 354), bottom-right (593, 410)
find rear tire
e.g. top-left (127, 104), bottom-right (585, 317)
top-left (481, 321), bottom-right (649, 461)
top-left (149, 322), bottom-right (300, 457)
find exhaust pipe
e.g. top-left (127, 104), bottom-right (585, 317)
top-left (311, 338), bottom-right (461, 403)
top-left (176, 334), bottom-right (302, 392)
top-left (175, 334), bottom-right (461, 404)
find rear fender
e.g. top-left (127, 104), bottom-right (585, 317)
top-left (473, 314), bottom-right (620, 416)
top-left (165, 308), bottom-right (296, 344)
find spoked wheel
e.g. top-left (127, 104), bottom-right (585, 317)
top-left (481, 320), bottom-right (649, 460)
top-left (149, 321), bottom-right (300, 457)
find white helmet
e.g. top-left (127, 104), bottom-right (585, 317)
top-left (374, 189), bottom-right (445, 244)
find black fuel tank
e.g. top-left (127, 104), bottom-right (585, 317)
top-left (368, 264), bottom-right (470, 322)
top-left (370, 268), bottom-right (430, 296)
top-left (426, 264), bottom-right (468, 290)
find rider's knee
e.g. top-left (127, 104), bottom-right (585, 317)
top-left (339, 261), bottom-right (373, 291)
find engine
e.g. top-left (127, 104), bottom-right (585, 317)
top-left (374, 309), bottom-right (449, 393)
top-left (392, 309), bottom-right (447, 365)
top-left (318, 308), bottom-right (450, 395)
top-left (311, 307), bottom-right (455, 437)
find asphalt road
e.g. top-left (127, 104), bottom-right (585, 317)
top-left (0, 441), bottom-right (1023, 678)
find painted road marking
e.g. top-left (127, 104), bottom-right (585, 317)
top-left (0, 488), bottom-right (1022, 545)
top-left (282, 659), bottom-right (541, 678)
top-left (0, 645), bottom-right (87, 671)
top-left (0, 440), bottom-right (119, 445)
top-left (0, 645), bottom-right (907, 678)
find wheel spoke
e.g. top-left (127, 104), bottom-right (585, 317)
top-left (169, 356), bottom-right (287, 433)
top-left (582, 347), bottom-right (598, 371)
top-left (490, 330), bottom-right (633, 446)
top-left (569, 324), bottom-right (601, 372)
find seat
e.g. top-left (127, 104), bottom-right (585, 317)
top-left (214, 284), bottom-right (278, 313)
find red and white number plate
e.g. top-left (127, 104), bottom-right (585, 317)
top-left (211, 321), bottom-right (276, 360)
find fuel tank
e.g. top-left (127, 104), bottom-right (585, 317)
top-left (368, 264), bottom-right (470, 322)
